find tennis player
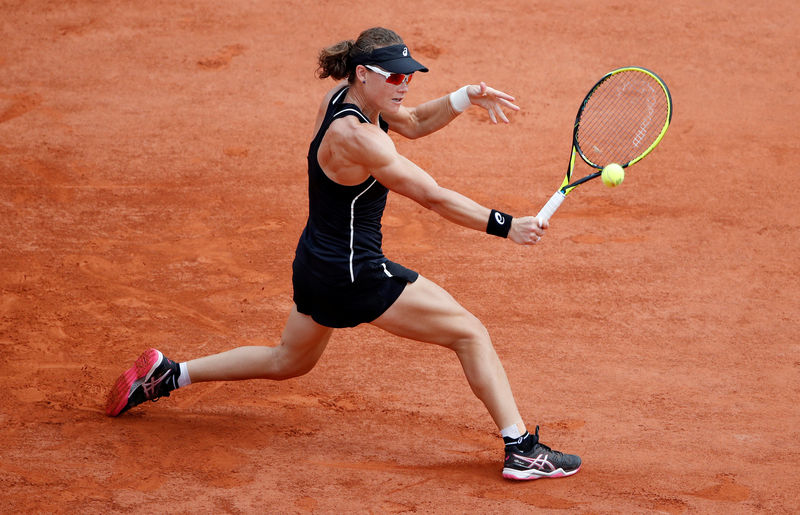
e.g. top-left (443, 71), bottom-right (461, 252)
top-left (105, 27), bottom-right (580, 481)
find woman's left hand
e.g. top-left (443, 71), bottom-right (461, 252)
top-left (467, 82), bottom-right (520, 123)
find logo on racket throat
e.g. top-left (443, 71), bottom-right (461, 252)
top-left (494, 212), bottom-right (506, 225)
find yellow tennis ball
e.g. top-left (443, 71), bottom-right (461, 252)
top-left (601, 163), bottom-right (625, 187)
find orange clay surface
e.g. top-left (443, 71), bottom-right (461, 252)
top-left (2, 1), bottom-right (799, 513)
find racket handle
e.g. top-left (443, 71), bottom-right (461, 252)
top-left (536, 191), bottom-right (566, 224)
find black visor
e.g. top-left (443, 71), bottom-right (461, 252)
top-left (352, 44), bottom-right (428, 74)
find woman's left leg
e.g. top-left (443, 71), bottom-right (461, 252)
top-left (186, 305), bottom-right (334, 382)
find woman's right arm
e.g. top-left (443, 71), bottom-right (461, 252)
top-left (352, 125), bottom-right (545, 245)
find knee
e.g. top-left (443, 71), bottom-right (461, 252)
top-left (271, 363), bottom-right (313, 381)
top-left (448, 314), bottom-right (492, 354)
top-left (268, 346), bottom-right (318, 380)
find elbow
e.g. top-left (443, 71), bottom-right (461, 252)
top-left (405, 128), bottom-right (427, 140)
top-left (395, 126), bottom-right (424, 140)
top-left (420, 187), bottom-right (446, 212)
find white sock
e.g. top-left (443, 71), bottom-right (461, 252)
top-left (501, 423), bottom-right (523, 439)
top-left (177, 362), bottom-right (192, 388)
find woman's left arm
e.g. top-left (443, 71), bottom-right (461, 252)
top-left (385, 82), bottom-right (520, 139)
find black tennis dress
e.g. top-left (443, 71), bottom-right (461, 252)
top-left (292, 86), bottom-right (418, 328)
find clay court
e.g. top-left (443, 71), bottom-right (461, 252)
top-left (2, 0), bottom-right (798, 513)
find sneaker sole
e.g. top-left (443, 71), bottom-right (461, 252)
top-left (502, 465), bottom-right (581, 481)
top-left (105, 348), bottom-right (163, 417)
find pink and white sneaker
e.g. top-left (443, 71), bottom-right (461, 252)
top-left (503, 426), bottom-right (581, 480)
top-left (105, 348), bottom-right (179, 417)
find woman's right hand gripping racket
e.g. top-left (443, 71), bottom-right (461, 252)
top-left (536, 67), bottom-right (673, 225)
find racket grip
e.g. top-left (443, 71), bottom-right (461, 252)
top-left (536, 191), bottom-right (566, 224)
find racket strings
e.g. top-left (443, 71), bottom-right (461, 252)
top-left (576, 71), bottom-right (669, 167)
top-left (580, 101), bottom-right (667, 164)
top-left (581, 94), bottom-right (664, 163)
top-left (581, 101), bottom-right (654, 164)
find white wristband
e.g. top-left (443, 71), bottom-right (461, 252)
top-left (449, 85), bottom-right (471, 113)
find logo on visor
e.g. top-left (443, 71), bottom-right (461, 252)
top-left (403, 46), bottom-right (408, 56)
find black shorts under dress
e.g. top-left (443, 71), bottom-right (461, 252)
top-left (293, 258), bottom-right (418, 328)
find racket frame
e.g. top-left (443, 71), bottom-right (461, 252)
top-left (536, 67), bottom-right (673, 223)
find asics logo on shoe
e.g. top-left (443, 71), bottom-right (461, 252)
top-left (494, 212), bottom-right (506, 225)
top-left (513, 452), bottom-right (555, 471)
top-left (142, 370), bottom-right (172, 399)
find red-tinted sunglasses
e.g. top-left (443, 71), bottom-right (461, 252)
top-left (365, 64), bottom-right (413, 86)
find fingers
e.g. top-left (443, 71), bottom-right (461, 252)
top-left (479, 82), bottom-right (514, 101)
top-left (482, 85), bottom-right (519, 109)
top-left (475, 84), bottom-right (519, 123)
top-left (497, 97), bottom-right (520, 112)
top-left (482, 100), bottom-right (507, 124)
top-left (523, 233), bottom-right (542, 245)
top-left (511, 232), bottom-right (542, 246)
top-left (495, 106), bottom-right (506, 124)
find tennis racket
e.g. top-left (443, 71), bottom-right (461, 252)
top-left (536, 66), bottom-right (673, 223)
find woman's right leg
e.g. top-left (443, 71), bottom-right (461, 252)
top-left (371, 275), bottom-right (524, 434)
top-left (371, 276), bottom-right (582, 481)
top-left (186, 305), bottom-right (334, 382)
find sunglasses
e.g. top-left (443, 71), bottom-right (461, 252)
top-left (364, 64), bottom-right (414, 86)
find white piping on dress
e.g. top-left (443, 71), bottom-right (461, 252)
top-left (349, 179), bottom-right (377, 282)
top-left (335, 108), bottom-right (370, 123)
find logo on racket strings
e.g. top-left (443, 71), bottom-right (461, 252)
top-left (632, 82), bottom-right (657, 148)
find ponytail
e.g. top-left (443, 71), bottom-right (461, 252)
top-left (316, 40), bottom-right (354, 81)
